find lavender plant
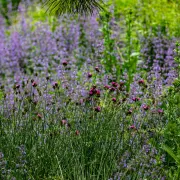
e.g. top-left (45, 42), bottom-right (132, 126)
top-left (160, 42), bottom-right (180, 180)
top-left (0, 1), bottom-right (179, 179)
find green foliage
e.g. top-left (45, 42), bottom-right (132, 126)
top-left (162, 145), bottom-right (180, 179)
top-left (122, 9), bottom-right (139, 91)
top-left (0, 0), bottom-right (22, 24)
top-left (100, 11), bottom-right (121, 79)
top-left (161, 42), bottom-right (180, 179)
top-left (108, 0), bottom-right (180, 36)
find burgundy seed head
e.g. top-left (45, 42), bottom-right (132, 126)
top-left (110, 87), bottom-right (116, 92)
top-left (104, 85), bottom-right (110, 89)
top-left (112, 98), bottom-right (116, 102)
top-left (120, 81), bottom-right (125, 86)
top-left (37, 113), bottom-right (42, 119)
top-left (129, 125), bottom-right (136, 130)
top-left (132, 97), bottom-right (140, 102)
top-left (75, 130), bottom-right (80, 135)
top-left (96, 90), bottom-right (101, 97)
top-left (157, 109), bottom-right (164, 114)
top-left (138, 79), bottom-right (145, 85)
top-left (87, 72), bottom-right (92, 78)
top-left (62, 61), bottom-right (68, 66)
top-left (91, 88), bottom-right (97, 93)
top-left (95, 66), bottom-right (100, 72)
top-left (95, 106), bottom-right (101, 112)
top-left (142, 104), bottom-right (149, 110)
top-left (16, 84), bottom-right (20, 89)
top-left (33, 101), bottom-right (38, 105)
top-left (127, 109), bottom-right (133, 115)
top-left (53, 82), bottom-right (58, 89)
top-left (89, 90), bottom-right (94, 96)
top-left (122, 98), bottom-right (126, 102)
top-left (111, 82), bottom-right (118, 87)
top-left (46, 76), bottom-right (50, 81)
top-left (32, 82), bottom-right (37, 87)
top-left (61, 120), bottom-right (67, 125)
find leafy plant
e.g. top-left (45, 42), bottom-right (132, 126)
top-left (162, 144), bottom-right (180, 180)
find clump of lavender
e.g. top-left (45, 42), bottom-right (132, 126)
top-left (0, 151), bottom-right (12, 179)
top-left (0, 152), bottom-right (7, 178)
top-left (140, 34), bottom-right (177, 86)
top-left (113, 144), bottom-right (166, 179)
top-left (13, 145), bottom-right (27, 179)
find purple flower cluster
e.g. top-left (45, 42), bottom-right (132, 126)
top-left (140, 35), bottom-right (178, 85)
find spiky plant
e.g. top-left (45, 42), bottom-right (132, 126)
top-left (0, 0), bottom-right (105, 25)
top-left (44, 0), bottom-right (105, 16)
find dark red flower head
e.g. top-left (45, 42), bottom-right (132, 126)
top-left (75, 130), bottom-right (80, 135)
top-left (138, 79), bottom-right (145, 85)
top-left (127, 109), bottom-right (133, 115)
top-left (37, 113), bottom-right (42, 119)
top-left (62, 61), bottom-right (68, 66)
top-left (110, 87), bottom-right (116, 92)
top-left (104, 85), bottom-right (110, 89)
top-left (142, 104), bottom-right (149, 110)
top-left (89, 90), bottom-right (94, 96)
top-left (95, 66), bottom-right (100, 72)
top-left (53, 82), bottom-right (58, 89)
top-left (89, 87), bottom-right (97, 96)
top-left (95, 106), bottom-right (101, 112)
top-left (112, 98), bottom-right (116, 102)
top-left (96, 90), bottom-right (101, 97)
top-left (120, 81), bottom-right (125, 86)
top-left (15, 84), bottom-right (20, 89)
top-left (61, 119), bottom-right (67, 125)
top-left (132, 97), bottom-right (140, 102)
top-left (157, 109), bottom-right (164, 114)
top-left (111, 82), bottom-right (118, 87)
top-left (129, 125), bottom-right (136, 130)
top-left (87, 72), bottom-right (92, 78)
top-left (32, 82), bottom-right (37, 87)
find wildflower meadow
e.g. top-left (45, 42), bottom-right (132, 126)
top-left (0, 0), bottom-right (180, 179)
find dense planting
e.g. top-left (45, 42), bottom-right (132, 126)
top-left (0, 0), bottom-right (180, 179)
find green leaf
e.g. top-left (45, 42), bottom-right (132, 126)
top-left (0, 90), bottom-right (4, 100)
top-left (130, 52), bottom-right (140, 57)
top-left (162, 144), bottom-right (180, 165)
